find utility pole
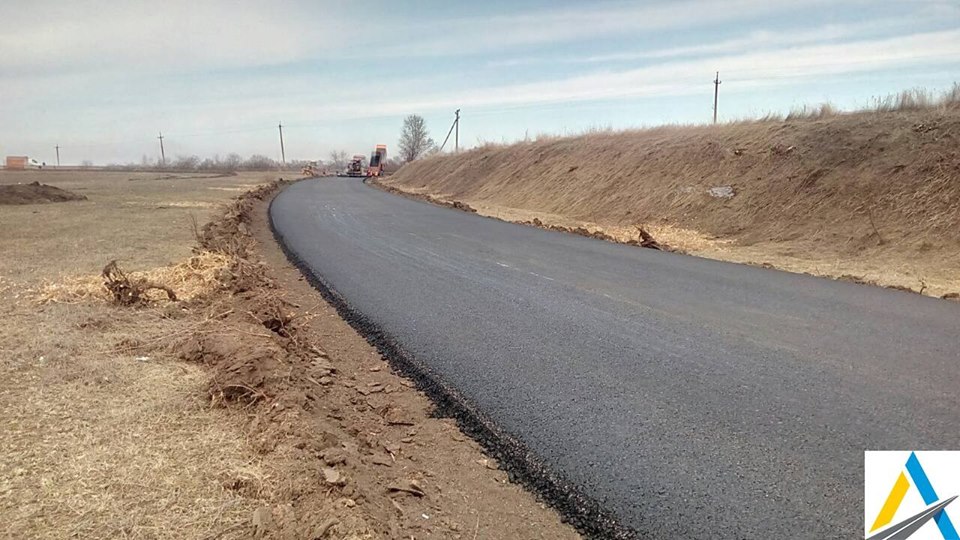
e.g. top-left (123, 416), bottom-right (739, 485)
top-left (55, 145), bottom-right (60, 168)
top-left (157, 131), bottom-right (166, 167)
top-left (713, 71), bottom-right (722, 124)
top-left (439, 109), bottom-right (461, 153)
top-left (278, 123), bottom-right (286, 167)
top-left (455, 109), bottom-right (460, 153)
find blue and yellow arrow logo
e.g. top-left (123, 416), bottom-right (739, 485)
top-left (868, 452), bottom-right (959, 540)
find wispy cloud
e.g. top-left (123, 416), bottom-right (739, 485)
top-left (484, 17), bottom-right (928, 67)
top-left (282, 29), bottom-right (960, 119)
top-left (0, 0), bottom-right (825, 74)
top-left (375, 0), bottom-right (835, 57)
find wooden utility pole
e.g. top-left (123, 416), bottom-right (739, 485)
top-left (439, 109), bottom-right (461, 153)
top-left (157, 131), bottom-right (166, 166)
top-left (278, 123), bottom-right (286, 167)
top-left (455, 109), bottom-right (460, 153)
top-left (713, 71), bottom-right (722, 124)
top-left (55, 145), bottom-right (60, 167)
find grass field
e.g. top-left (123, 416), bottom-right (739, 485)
top-left (0, 170), bottom-right (276, 538)
top-left (0, 170), bottom-right (267, 281)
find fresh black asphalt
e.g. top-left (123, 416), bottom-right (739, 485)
top-left (270, 177), bottom-right (960, 539)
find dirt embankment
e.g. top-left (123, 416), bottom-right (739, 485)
top-left (197, 183), bottom-right (580, 539)
top-left (0, 181), bottom-right (86, 204)
top-left (381, 107), bottom-right (960, 297)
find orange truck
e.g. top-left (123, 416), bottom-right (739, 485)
top-left (367, 145), bottom-right (387, 177)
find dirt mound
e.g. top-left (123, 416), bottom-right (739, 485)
top-left (382, 106), bottom-right (960, 297)
top-left (178, 324), bottom-right (303, 406)
top-left (192, 182), bottom-right (281, 292)
top-left (0, 181), bottom-right (86, 205)
top-left (152, 179), bottom-right (580, 539)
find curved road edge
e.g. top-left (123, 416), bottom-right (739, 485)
top-left (267, 184), bottom-right (635, 540)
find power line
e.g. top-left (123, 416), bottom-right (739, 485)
top-left (166, 125), bottom-right (276, 138)
top-left (455, 109), bottom-right (460, 153)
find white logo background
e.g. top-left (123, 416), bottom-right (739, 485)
top-left (865, 451), bottom-right (960, 539)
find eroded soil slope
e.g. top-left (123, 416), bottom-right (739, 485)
top-left (383, 107), bottom-right (960, 297)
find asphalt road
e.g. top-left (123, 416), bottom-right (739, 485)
top-left (271, 178), bottom-right (960, 538)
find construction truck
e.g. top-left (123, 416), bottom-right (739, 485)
top-left (337, 155), bottom-right (366, 177)
top-left (367, 145), bottom-right (387, 177)
top-left (300, 161), bottom-right (322, 177)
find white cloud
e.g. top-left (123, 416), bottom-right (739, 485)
top-left (485, 16), bottom-right (927, 67)
top-left (294, 29), bottom-right (960, 118)
top-left (377, 0), bottom-right (836, 57)
top-left (0, 0), bottom-right (341, 73)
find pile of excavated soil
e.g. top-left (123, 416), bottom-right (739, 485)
top-left (382, 106), bottom-right (960, 297)
top-left (0, 181), bottom-right (87, 205)
top-left (167, 181), bottom-right (581, 539)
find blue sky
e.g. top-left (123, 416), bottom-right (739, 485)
top-left (1, 0), bottom-right (958, 164)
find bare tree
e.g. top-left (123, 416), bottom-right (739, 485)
top-left (243, 154), bottom-right (277, 170)
top-left (172, 155), bottom-right (201, 171)
top-left (329, 150), bottom-right (348, 171)
top-left (224, 153), bottom-right (243, 170)
top-left (398, 115), bottom-right (435, 162)
top-left (199, 157), bottom-right (218, 171)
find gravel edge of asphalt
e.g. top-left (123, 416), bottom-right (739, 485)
top-left (268, 186), bottom-right (637, 540)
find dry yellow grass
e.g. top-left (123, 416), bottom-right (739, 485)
top-left (1, 342), bottom-right (270, 539)
top-left (385, 105), bottom-right (960, 297)
top-left (31, 250), bottom-right (232, 304)
top-left (0, 170), bottom-right (281, 539)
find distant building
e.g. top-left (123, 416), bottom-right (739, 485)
top-left (4, 156), bottom-right (44, 170)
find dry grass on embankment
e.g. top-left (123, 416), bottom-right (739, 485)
top-left (382, 92), bottom-right (960, 298)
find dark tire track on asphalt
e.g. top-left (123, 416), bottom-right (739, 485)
top-left (269, 177), bottom-right (960, 539)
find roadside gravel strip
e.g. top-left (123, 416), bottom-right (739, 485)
top-left (270, 177), bottom-right (960, 538)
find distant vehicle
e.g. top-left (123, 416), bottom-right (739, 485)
top-left (300, 161), bottom-right (323, 177)
top-left (338, 155), bottom-right (367, 177)
top-left (367, 145), bottom-right (387, 177)
top-left (4, 156), bottom-right (43, 170)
